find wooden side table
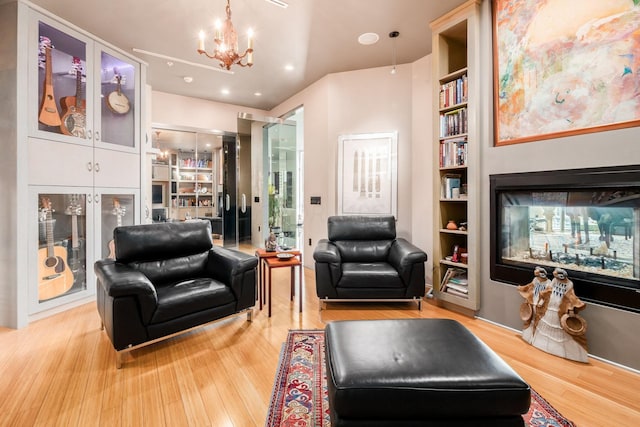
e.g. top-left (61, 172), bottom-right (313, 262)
top-left (264, 255), bottom-right (303, 317)
top-left (254, 249), bottom-right (301, 310)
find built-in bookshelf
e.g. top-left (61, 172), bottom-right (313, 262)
top-left (431, 0), bottom-right (480, 312)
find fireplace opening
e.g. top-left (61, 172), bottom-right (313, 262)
top-left (490, 165), bottom-right (640, 313)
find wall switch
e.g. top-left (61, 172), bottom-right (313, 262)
top-left (258, 226), bottom-right (261, 232)
top-left (309, 238), bottom-right (312, 246)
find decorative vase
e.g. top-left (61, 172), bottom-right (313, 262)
top-left (446, 220), bottom-right (458, 230)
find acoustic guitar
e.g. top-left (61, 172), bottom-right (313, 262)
top-left (38, 197), bottom-right (73, 301)
top-left (38, 37), bottom-right (62, 127)
top-left (107, 198), bottom-right (126, 259)
top-left (65, 195), bottom-right (86, 286)
top-left (60, 57), bottom-right (86, 138)
top-left (106, 73), bottom-right (131, 115)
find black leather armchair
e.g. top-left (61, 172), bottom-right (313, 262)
top-left (95, 220), bottom-right (257, 368)
top-left (313, 215), bottom-right (427, 310)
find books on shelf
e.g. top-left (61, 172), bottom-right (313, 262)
top-left (439, 107), bottom-right (468, 138)
top-left (439, 74), bottom-right (468, 109)
top-left (441, 174), bottom-right (461, 199)
top-left (440, 267), bottom-right (468, 299)
top-left (439, 139), bottom-right (467, 168)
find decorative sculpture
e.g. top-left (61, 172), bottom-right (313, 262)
top-left (265, 232), bottom-right (278, 252)
top-left (517, 267), bottom-right (588, 363)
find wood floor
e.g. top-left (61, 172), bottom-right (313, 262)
top-left (1, 266), bottom-right (639, 426)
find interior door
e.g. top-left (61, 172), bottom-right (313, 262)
top-left (222, 135), bottom-right (238, 247)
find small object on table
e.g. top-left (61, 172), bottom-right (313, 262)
top-left (276, 252), bottom-right (295, 260)
top-left (265, 232), bottom-right (277, 252)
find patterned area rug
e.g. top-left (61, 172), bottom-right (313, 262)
top-left (265, 330), bottom-right (576, 427)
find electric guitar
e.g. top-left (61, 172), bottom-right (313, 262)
top-left (60, 57), bottom-right (86, 138)
top-left (107, 198), bottom-right (126, 259)
top-left (38, 197), bottom-right (73, 301)
top-left (38, 37), bottom-right (62, 127)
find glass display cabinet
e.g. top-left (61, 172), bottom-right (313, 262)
top-left (32, 12), bottom-right (139, 152)
top-left (33, 191), bottom-right (89, 305)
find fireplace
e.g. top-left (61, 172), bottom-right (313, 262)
top-left (490, 165), bottom-right (640, 313)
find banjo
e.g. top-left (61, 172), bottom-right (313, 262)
top-left (106, 72), bottom-right (130, 115)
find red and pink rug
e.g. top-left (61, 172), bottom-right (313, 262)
top-left (265, 330), bottom-right (576, 427)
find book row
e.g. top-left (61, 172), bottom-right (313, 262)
top-left (439, 74), bottom-right (468, 109)
top-left (439, 139), bottom-right (467, 168)
top-left (439, 107), bottom-right (468, 138)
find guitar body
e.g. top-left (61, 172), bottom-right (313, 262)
top-left (59, 97), bottom-right (87, 138)
top-left (38, 44), bottom-right (61, 127)
top-left (106, 74), bottom-right (130, 115)
top-left (59, 61), bottom-right (86, 138)
top-left (38, 245), bottom-right (73, 301)
top-left (106, 91), bottom-right (130, 115)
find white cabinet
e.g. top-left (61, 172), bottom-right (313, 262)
top-left (24, 8), bottom-right (144, 314)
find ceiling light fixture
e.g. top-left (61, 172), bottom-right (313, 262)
top-left (358, 32), bottom-right (379, 45)
top-left (197, 0), bottom-right (254, 70)
top-left (389, 31), bottom-right (399, 75)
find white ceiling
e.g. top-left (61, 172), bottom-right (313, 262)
top-left (26, 0), bottom-right (468, 110)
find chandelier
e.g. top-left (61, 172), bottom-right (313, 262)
top-left (197, 0), bottom-right (254, 70)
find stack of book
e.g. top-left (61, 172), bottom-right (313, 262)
top-left (440, 267), bottom-right (468, 299)
top-left (441, 174), bottom-right (461, 199)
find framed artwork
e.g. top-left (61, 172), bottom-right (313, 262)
top-left (337, 132), bottom-right (398, 217)
top-left (493, 0), bottom-right (640, 146)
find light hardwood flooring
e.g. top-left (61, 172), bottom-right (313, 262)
top-left (1, 266), bottom-right (639, 426)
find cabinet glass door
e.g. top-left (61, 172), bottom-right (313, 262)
top-left (96, 47), bottom-right (139, 151)
top-left (32, 191), bottom-right (90, 308)
top-left (32, 15), bottom-right (92, 144)
top-left (98, 193), bottom-right (137, 260)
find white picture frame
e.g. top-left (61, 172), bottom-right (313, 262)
top-left (337, 131), bottom-right (398, 217)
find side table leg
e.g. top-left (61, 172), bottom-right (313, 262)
top-left (290, 267), bottom-right (295, 301)
top-left (268, 266), bottom-right (272, 317)
top-left (299, 265), bottom-right (303, 313)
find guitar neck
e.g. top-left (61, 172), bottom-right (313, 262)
top-left (44, 47), bottom-right (53, 86)
top-left (71, 214), bottom-right (79, 249)
top-left (74, 69), bottom-right (83, 109)
top-left (45, 211), bottom-right (55, 257)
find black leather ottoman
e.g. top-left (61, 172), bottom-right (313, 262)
top-left (325, 319), bottom-right (531, 427)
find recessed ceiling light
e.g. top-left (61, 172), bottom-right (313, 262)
top-left (284, 64), bottom-right (294, 71)
top-left (167, 61), bottom-right (174, 67)
top-left (221, 88), bottom-right (230, 95)
top-left (183, 76), bottom-right (193, 83)
top-left (254, 92), bottom-right (262, 96)
top-left (358, 32), bottom-right (379, 45)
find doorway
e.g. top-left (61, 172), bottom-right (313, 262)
top-left (264, 107), bottom-right (304, 250)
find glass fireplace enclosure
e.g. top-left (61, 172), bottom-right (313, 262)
top-left (490, 166), bottom-right (640, 313)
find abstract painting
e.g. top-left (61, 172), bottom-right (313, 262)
top-left (493, 0), bottom-right (640, 145)
top-left (337, 132), bottom-right (397, 216)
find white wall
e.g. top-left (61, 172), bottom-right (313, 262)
top-left (270, 64), bottom-right (417, 267)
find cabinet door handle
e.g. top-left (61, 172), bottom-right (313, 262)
top-left (95, 131), bottom-right (100, 142)
top-left (87, 130), bottom-right (92, 140)
top-left (94, 162), bottom-right (100, 172)
top-left (87, 162), bottom-right (93, 171)
top-left (95, 194), bottom-right (100, 204)
top-left (87, 194), bottom-right (92, 203)
top-left (225, 194), bottom-right (230, 211)
top-left (241, 194), bottom-right (246, 213)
